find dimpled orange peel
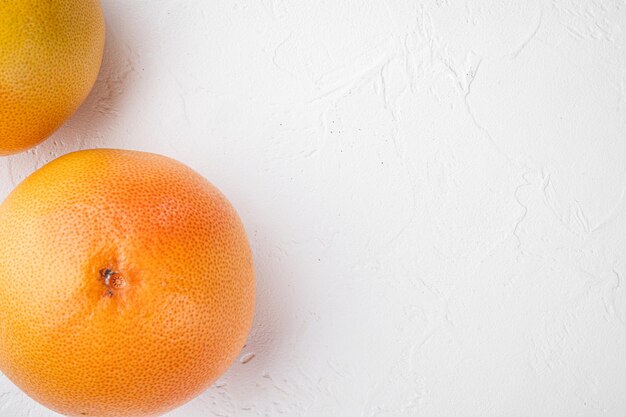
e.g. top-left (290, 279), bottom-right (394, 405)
top-left (0, 149), bottom-right (255, 416)
top-left (0, 0), bottom-right (105, 155)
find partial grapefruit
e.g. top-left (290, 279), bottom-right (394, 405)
top-left (0, 0), bottom-right (105, 155)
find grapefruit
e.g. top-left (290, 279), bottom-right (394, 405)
top-left (0, 149), bottom-right (255, 416)
top-left (0, 0), bottom-right (105, 155)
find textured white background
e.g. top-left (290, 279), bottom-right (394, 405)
top-left (1, 0), bottom-right (626, 416)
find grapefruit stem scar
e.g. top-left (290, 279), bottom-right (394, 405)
top-left (99, 268), bottom-right (127, 297)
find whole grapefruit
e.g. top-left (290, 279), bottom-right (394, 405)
top-left (0, 149), bottom-right (255, 416)
top-left (0, 0), bottom-right (105, 155)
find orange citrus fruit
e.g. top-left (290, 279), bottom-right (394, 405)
top-left (0, 0), bottom-right (105, 155)
top-left (0, 149), bottom-right (255, 417)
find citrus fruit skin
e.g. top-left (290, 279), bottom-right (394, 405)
top-left (0, 149), bottom-right (255, 417)
top-left (0, 1), bottom-right (105, 155)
